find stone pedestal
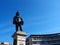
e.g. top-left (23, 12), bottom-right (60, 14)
top-left (12, 31), bottom-right (27, 45)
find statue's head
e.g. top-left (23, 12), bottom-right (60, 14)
top-left (16, 11), bottom-right (19, 16)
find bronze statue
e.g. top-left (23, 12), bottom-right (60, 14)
top-left (13, 11), bottom-right (24, 32)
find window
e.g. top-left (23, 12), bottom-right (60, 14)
top-left (33, 42), bottom-right (37, 44)
top-left (33, 38), bottom-right (36, 40)
top-left (40, 41), bottom-right (45, 44)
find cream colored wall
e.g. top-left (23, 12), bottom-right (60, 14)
top-left (17, 35), bottom-right (26, 45)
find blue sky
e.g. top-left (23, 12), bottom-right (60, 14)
top-left (0, 0), bottom-right (60, 44)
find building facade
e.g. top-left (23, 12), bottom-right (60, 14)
top-left (26, 33), bottom-right (60, 45)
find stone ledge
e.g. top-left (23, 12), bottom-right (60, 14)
top-left (12, 31), bottom-right (27, 38)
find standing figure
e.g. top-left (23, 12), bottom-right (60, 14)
top-left (13, 11), bottom-right (24, 32)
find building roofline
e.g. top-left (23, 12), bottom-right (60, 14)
top-left (28, 33), bottom-right (60, 38)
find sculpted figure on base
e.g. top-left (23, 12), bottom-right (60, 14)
top-left (13, 11), bottom-right (24, 32)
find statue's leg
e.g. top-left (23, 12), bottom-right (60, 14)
top-left (20, 26), bottom-right (22, 31)
top-left (16, 24), bottom-right (18, 32)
